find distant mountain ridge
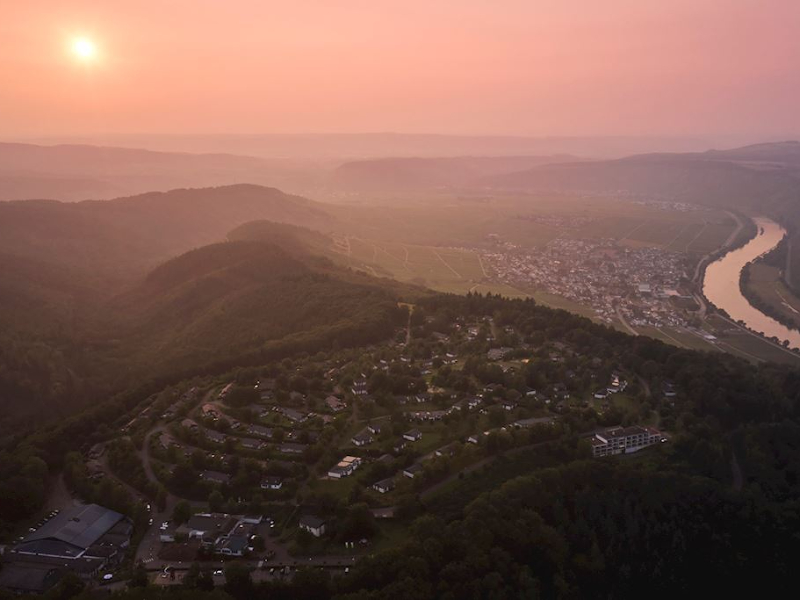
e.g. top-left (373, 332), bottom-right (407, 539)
top-left (484, 141), bottom-right (800, 210)
top-left (0, 142), bottom-right (322, 201)
top-left (330, 155), bottom-right (585, 192)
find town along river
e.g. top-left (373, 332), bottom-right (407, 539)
top-left (703, 216), bottom-right (800, 349)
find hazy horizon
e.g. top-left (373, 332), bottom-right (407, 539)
top-left (5, 132), bottom-right (796, 162)
top-left (3, 0), bottom-right (799, 140)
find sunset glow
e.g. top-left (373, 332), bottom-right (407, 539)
top-left (71, 37), bottom-right (95, 60)
top-left (1, 0), bottom-right (797, 138)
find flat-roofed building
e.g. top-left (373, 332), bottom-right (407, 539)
top-left (1, 504), bottom-right (132, 593)
top-left (590, 426), bottom-right (662, 457)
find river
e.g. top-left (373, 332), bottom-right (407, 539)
top-left (702, 216), bottom-right (800, 349)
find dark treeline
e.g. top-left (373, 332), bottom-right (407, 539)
top-left (0, 288), bottom-right (403, 535)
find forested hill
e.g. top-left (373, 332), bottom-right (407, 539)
top-left (484, 149), bottom-right (800, 211)
top-left (0, 184), bottom-right (334, 285)
top-left (226, 219), bottom-right (334, 256)
top-left (104, 239), bottom-right (411, 377)
top-left (0, 219), bottom-right (414, 437)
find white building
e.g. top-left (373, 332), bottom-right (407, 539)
top-left (590, 426), bottom-right (662, 457)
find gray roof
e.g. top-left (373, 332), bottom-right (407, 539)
top-left (299, 515), bottom-right (326, 529)
top-left (18, 504), bottom-right (124, 556)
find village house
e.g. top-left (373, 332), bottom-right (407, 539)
top-left (248, 424), bottom-right (273, 439)
top-left (260, 476), bottom-right (283, 490)
top-left (435, 442), bottom-right (460, 458)
top-left (325, 395), bottom-right (346, 412)
top-left (299, 515), bottom-right (326, 537)
top-left (202, 403), bottom-right (221, 420)
top-left (487, 347), bottom-right (513, 361)
top-left (158, 432), bottom-right (175, 450)
top-left (276, 407), bottom-right (307, 423)
top-left (201, 470), bottom-right (230, 485)
top-left (279, 442), bottom-right (306, 455)
top-left (351, 430), bottom-right (373, 447)
top-left (206, 429), bottom-right (227, 444)
top-left (239, 437), bottom-right (264, 451)
top-left (373, 477), bottom-right (396, 494)
top-left (327, 456), bottom-right (362, 479)
top-left (403, 429), bottom-right (422, 442)
top-left (402, 463), bottom-right (424, 479)
top-left (218, 383), bottom-right (234, 400)
top-left (514, 416), bottom-right (555, 428)
top-left (351, 377), bottom-right (369, 396)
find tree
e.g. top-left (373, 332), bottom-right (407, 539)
top-left (128, 561), bottom-right (149, 588)
top-left (208, 490), bottom-right (224, 512)
top-left (291, 567), bottom-right (332, 599)
top-left (172, 463), bottom-right (197, 492)
top-left (156, 486), bottom-right (168, 512)
top-left (295, 528), bottom-right (314, 552)
top-left (196, 568), bottom-right (215, 592)
top-left (225, 386), bottom-right (260, 407)
top-left (48, 571), bottom-right (84, 599)
top-left (172, 500), bottom-right (192, 525)
top-left (183, 562), bottom-right (202, 589)
top-left (223, 562), bottom-right (253, 599)
top-left (488, 406), bottom-right (506, 428)
top-left (338, 503), bottom-right (377, 541)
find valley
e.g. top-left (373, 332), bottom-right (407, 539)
top-left (4, 143), bottom-right (800, 597)
top-left (4, 3), bottom-right (800, 596)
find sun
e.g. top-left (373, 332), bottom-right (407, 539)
top-left (72, 37), bottom-right (96, 60)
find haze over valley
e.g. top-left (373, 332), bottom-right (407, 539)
top-left (2, 2), bottom-right (800, 598)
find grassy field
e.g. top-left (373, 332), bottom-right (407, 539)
top-left (704, 314), bottom-right (800, 365)
top-left (635, 326), bottom-right (718, 352)
top-left (331, 235), bottom-right (524, 295)
top-left (328, 195), bottom-right (736, 253)
top-left (324, 194), bottom-right (736, 298)
top-left (531, 290), bottom-right (600, 320)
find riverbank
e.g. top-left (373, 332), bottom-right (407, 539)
top-left (702, 216), bottom-right (800, 351)
top-left (740, 261), bottom-right (800, 333)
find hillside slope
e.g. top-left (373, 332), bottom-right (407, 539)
top-left (485, 154), bottom-right (799, 211)
top-left (103, 239), bottom-right (407, 379)
top-left (0, 184), bottom-right (334, 286)
top-left (0, 223), bottom-right (412, 435)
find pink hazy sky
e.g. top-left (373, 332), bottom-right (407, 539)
top-left (1, 0), bottom-right (798, 138)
